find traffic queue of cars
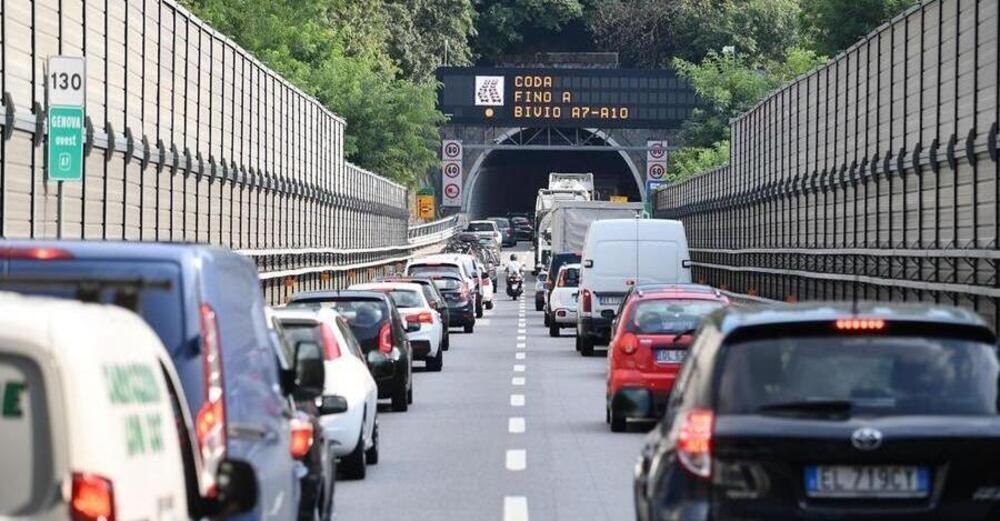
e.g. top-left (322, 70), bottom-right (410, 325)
top-left (0, 240), bottom-right (495, 521)
top-left (530, 218), bottom-right (1000, 520)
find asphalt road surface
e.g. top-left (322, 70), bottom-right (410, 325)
top-left (336, 246), bottom-right (646, 521)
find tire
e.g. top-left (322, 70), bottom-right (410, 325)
top-left (575, 335), bottom-right (581, 352)
top-left (426, 347), bottom-right (443, 372)
top-left (340, 430), bottom-right (367, 479)
top-left (485, 301), bottom-right (494, 310)
top-left (610, 405), bottom-right (627, 433)
top-left (535, 300), bottom-right (543, 312)
top-left (464, 323), bottom-right (474, 333)
top-left (544, 313), bottom-right (550, 327)
top-left (391, 382), bottom-right (409, 412)
top-left (476, 300), bottom-right (484, 318)
top-left (365, 419), bottom-right (379, 465)
top-left (407, 386), bottom-right (413, 404)
top-left (549, 322), bottom-right (559, 337)
top-left (442, 332), bottom-right (450, 351)
top-left (579, 335), bottom-right (595, 357)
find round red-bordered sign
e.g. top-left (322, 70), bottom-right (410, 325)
top-left (649, 143), bottom-right (666, 160)
top-left (444, 162), bottom-right (461, 178)
top-left (648, 163), bottom-right (666, 179)
top-left (443, 142), bottom-right (461, 159)
top-left (444, 183), bottom-right (461, 198)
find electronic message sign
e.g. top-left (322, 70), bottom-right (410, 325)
top-left (437, 67), bottom-right (698, 128)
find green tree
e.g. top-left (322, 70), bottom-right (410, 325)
top-left (668, 141), bottom-right (730, 181)
top-left (472, 0), bottom-right (588, 63)
top-left (384, 0), bottom-right (475, 82)
top-left (800, 0), bottom-right (920, 56)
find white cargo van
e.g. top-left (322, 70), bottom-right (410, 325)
top-left (0, 293), bottom-right (194, 521)
top-left (576, 219), bottom-right (691, 356)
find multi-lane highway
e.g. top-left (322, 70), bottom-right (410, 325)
top-left (337, 250), bottom-right (645, 521)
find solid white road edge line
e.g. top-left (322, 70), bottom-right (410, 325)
top-left (506, 449), bottom-right (527, 471)
top-left (509, 417), bottom-right (526, 433)
top-left (504, 496), bottom-right (529, 521)
top-left (510, 394), bottom-right (525, 406)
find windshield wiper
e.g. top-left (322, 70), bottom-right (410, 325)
top-left (669, 328), bottom-right (698, 343)
top-left (756, 399), bottom-right (853, 416)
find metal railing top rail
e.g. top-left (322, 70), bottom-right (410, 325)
top-left (408, 215), bottom-right (461, 235)
top-left (346, 162), bottom-right (407, 192)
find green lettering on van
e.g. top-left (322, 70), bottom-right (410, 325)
top-left (103, 364), bottom-right (161, 405)
top-left (146, 413), bottom-right (163, 453)
top-left (2, 381), bottom-right (26, 418)
top-left (125, 414), bottom-right (146, 456)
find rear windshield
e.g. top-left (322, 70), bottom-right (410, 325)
top-left (628, 299), bottom-right (724, 334)
top-left (431, 278), bottom-right (462, 291)
top-left (491, 219), bottom-right (510, 229)
top-left (557, 268), bottom-right (580, 288)
top-left (717, 336), bottom-right (1000, 416)
top-left (292, 298), bottom-right (389, 343)
top-left (468, 223), bottom-right (494, 232)
top-left (410, 265), bottom-right (461, 279)
top-left (382, 289), bottom-right (423, 308)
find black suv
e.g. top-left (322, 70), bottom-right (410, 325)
top-left (288, 290), bottom-right (414, 412)
top-left (634, 302), bottom-right (1000, 521)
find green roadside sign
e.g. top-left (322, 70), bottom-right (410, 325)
top-left (47, 105), bottom-right (85, 181)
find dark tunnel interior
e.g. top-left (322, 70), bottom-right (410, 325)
top-left (466, 147), bottom-right (641, 219)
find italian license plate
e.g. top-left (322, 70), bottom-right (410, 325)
top-left (805, 465), bottom-right (930, 498)
top-left (655, 349), bottom-right (686, 363)
top-left (600, 295), bottom-right (623, 305)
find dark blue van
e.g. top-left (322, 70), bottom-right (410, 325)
top-left (0, 241), bottom-right (298, 521)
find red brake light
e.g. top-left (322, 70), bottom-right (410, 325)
top-left (71, 472), bottom-right (115, 521)
top-left (289, 415), bottom-right (314, 459)
top-left (196, 303), bottom-right (226, 497)
top-left (378, 322), bottom-right (393, 354)
top-left (835, 318), bottom-right (886, 331)
top-left (618, 332), bottom-right (639, 355)
top-left (318, 324), bottom-right (342, 360)
top-left (581, 289), bottom-right (592, 313)
top-left (406, 311), bottom-right (434, 324)
top-left (676, 408), bottom-right (714, 479)
top-left (1, 246), bottom-right (74, 260)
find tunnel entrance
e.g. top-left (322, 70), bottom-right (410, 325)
top-left (464, 129), bottom-right (642, 219)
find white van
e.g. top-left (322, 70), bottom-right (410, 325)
top-left (576, 219), bottom-right (691, 356)
top-left (0, 293), bottom-right (194, 521)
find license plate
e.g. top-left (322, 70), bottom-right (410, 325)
top-left (655, 349), bottom-right (686, 363)
top-left (599, 296), bottom-right (623, 305)
top-left (805, 465), bottom-right (930, 498)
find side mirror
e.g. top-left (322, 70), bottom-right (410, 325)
top-left (681, 259), bottom-right (693, 269)
top-left (583, 259), bottom-right (594, 268)
top-left (294, 341), bottom-right (325, 398)
top-left (317, 395), bottom-right (349, 415)
top-left (208, 459), bottom-right (258, 516)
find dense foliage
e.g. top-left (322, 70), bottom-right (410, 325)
top-left (183, 0), bottom-right (923, 186)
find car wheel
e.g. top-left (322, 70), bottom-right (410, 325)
top-left (442, 332), bottom-right (450, 351)
top-left (476, 301), bottom-right (484, 318)
top-left (535, 300), bottom-right (543, 312)
top-left (426, 348), bottom-right (443, 372)
top-left (575, 335), bottom-right (581, 352)
top-left (365, 419), bottom-right (379, 465)
top-left (391, 383), bottom-right (409, 412)
top-left (464, 323), bottom-right (474, 333)
top-left (486, 301), bottom-right (494, 310)
top-left (549, 322), bottom-right (559, 337)
top-left (579, 336), bottom-right (595, 357)
top-left (544, 313), bottom-right (550, 327)
top-left (407, 385), bottom-right (413, 404)
top-left (610, 405), bottom-right (627, 433)
top-left (340, 430), bottom-right (367, 479)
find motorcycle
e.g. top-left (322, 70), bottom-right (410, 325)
top-left (506, 272), bottom-right (524, 299)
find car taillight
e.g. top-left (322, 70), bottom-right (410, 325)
top-left (835, 318), bottom-right (885, 331)
top-left (675, 408), bottom-right (714, 479)
top-left (581, 289), bottom-right (592, 313)
top-left (406, 311), bottom-right (434, 324)
top-left (318, 324), bottom-right (342, 360)
top-left (0, 246), bottom-right (74, 260)
top-left (483, 277), bottom-right (491, 287)
top-left (458, 283), bottom-right (471, 300)
top-left (378, 322), bottom-right (393, 354)
top-left (289, 415), bottom-right (314, 459)
top-left (618, 332), bottom-right (639, 355)
top-left (71, 472), bottom-right (115, 521)
top-left (196, 303), bottom-right (226, 497)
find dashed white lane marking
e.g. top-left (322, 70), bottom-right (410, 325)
top-left (516, 343), bottom-right (526, 349)
top-left (517, 328), bottom-right (527, 334)
top-left (508, 417), bottom-right (526, 433)
top-left (510, 394), bottom-right (525, 406)
top-left (503, 497), bottom-right (529, 521)
top-left (506, 449), bottom-right (527, 471)
top-left (517, 335), bottom-right (526, 341)
top-left (514, 364), bottom-right (525, 372)
top-left (515, 352), bottom-right (526, 360)
top-left (512, 376), bottom-right (525, 386)
top-left (518, 319), bottom-right (526, 325)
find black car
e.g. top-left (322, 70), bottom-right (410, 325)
top-left (489, 217), bottom-right (517, 247)
top-left (288, 290), bottom-right (414, 412)
top-left (510, 216), bottom-right (533, 241)
top-left (406, 265), bottom-right (476, 333)
top-left (635, 302), bottom-right (1000, 521)
top-left (378, 276), bottom-right (452, 350)
top-left (265, 314), bottom-right (337, 521)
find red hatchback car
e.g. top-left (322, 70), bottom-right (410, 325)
top-left (606, 286), bottom-right (729, 432)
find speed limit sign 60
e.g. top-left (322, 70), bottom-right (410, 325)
top-left (443, 161), bottom-right (462, 178)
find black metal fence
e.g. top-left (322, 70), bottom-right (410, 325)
top-left (655, 0), bottom-right (1000, 326)
top-left (0, 0), bottom-right (414, 303)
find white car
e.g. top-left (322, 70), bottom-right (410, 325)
top-left (466, 220), bottom-right (502, 247)
top-left (0, 293), bottom-right (197, 521)
top-left (413, 253), bottom-right (484, 318)
top-left (549, 263), bottom-right (581, 337)
top-left (273, 307), bottom-right (379, 479)
top-left (350, 282), bottom-right (445, 371)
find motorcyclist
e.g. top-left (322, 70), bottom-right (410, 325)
top-left (505, 254), bottom-right (524, 297)
top-left (504, 254), bottom-right (523, 277)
